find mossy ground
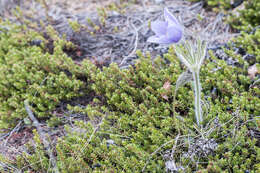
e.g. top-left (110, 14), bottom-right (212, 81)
top-left (0, 0), bottom-right (259, 172)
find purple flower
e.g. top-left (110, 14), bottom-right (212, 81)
top-left (148, 8), bottom-right (182, 44)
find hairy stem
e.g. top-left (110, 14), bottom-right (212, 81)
top-left (193, 70), bottom-right (203, 127)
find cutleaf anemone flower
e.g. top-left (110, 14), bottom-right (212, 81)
top-left (148, 8), bottom-right (182, 44)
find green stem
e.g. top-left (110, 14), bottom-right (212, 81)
top-left (192, 70), bottom-right (203, 127)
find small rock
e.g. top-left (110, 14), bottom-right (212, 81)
top-left (30, 40), bottom-right (43, 47)
top-left (92, 163), bottom-right (101, 168)
top-left (111, 11), bottom-right (120, 16)
top-left (248, 64), bottom-right (259, 79)
top-left (231, 0), bottom-right (244, 8)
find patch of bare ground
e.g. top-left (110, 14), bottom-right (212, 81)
top-left (0, 0), bottom-right (235, 66)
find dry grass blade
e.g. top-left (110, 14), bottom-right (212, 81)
top-left (3, 121), bottom-right (22, 146)
top-left (119, 17), bottom-right (139, 67)
top-left (71, 112), bottom-right (108, 167)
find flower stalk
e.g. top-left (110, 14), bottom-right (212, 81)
top-left (193, 70), bottom-right (203, 127)
top-left (174, 38), bottom-right (206, 127)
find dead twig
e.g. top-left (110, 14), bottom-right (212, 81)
top-left (171, 134), bottom-right (180, 159)
top-left (72, 112), bottom-right (108, 166)
top-left (24, 100), bottom-right (59, 173)
top-left (3, 121), bottom-right (22, 146)
top-left (119, 17), bottom-right (139, 67)
top-left (0, 161), bottom-right (20, 173)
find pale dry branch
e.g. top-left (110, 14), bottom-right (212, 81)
top-left (24, 100), bottom-right (59, 173)
top-left (119, 17), bottom-right (139, 67)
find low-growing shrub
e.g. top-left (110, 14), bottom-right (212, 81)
top-left (234, 29), bottom-right (260, 64)
top-left (14, 46), bottom-right (260, 172)
top-left (1, 2), bottom-right (260, 173)
top-left (228, 0), bottom-right (260, 31)
top-left (0, 21), bottom-right (87, 128)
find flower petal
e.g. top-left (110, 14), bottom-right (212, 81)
top-left (164, 8), bottom-right (179, 25)
top-left (147, 35), bottom-right (175, 45)
top-left (147, 36), bottom-right (161, 43)
top-left (151, 21), bottom-right (168, 36)
top-left (166, 25), bottom-right (182, 43)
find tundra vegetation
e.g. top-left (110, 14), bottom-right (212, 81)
top-left (0, 0), bottom-right (259, 172)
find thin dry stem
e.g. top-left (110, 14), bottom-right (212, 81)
top-left (24, 100), bottom-right (59, 173)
